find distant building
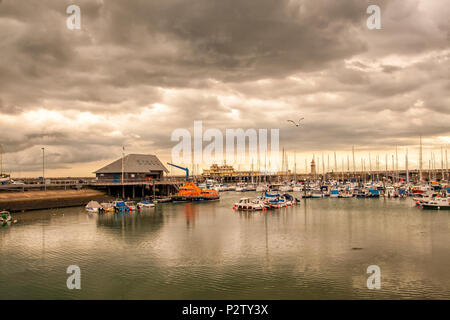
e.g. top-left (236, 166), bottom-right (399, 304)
top-left (202, 164), bottom-right (235, 177)
top-left (95, 154), bottom-right (168, 181)
top-left (202, 164), bottom-right (260, 178)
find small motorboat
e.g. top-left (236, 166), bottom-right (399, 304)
top-left (125, 202), bottom-right (137, 211)
top-left (137, 201), bottom-right (155, 208)
top-left (233, 198), bottom-right (267, 211)
top-left (421, 197), bottom-right (450, 210)
top-left (311, 190), bottom-right (323, 198)
top-left (0, 211), bottom-right (12, 223)
top-left (85, 200), bottom-right (102, 213)
top-left (330, 189), bottom-right (340, 198)
top-left (100, 202), bottom-right (115, 212)
top-left (339, 191), bottom-right (353, 198)
top-left (113, 201), bottom-right (130, 212)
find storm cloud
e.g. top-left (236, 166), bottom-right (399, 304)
top-left (0, 0), bottom-right (448, 175)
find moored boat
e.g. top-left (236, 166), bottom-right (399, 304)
top-left (421, 197), bottom-right (450, 210)
top-left (233, 198), bottom-right (267, 211)
top-left (171, 182), bottom-right (220, 202)
top-left (137, 200), bottom-right (155, 208)
top-left (85, 200), bottom-right (102, 213)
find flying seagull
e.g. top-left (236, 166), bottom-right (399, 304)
top-left (287, 118), bottom-right (304, 127)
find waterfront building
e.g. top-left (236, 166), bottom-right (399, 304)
top-left (202, 164), bottom-right (260, 179)
top-left (94, 154), bottom-right (168, 181)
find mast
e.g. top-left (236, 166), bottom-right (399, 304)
top-left (0, 144), bottom-right (2, 176)
top-left (405, 148), bottom-right (409, 184)
top-left (385, 154), bottom-right (388, 176)
top-left (334, 152), bottom-right (337, 173)
top-left (446, 148), bottom-right (448, 182)
top-left (395, 145), bottom-right (399, 182)
top-left (294, 152), bottom-right (297, 182)
top-left (322, 153), bottom-right (325, 180)
top-left (392, 154), bottom-right (394, 182)
top-left (419, 135), bottom-right (423, 182)
top-left (122, 146), bottom-right (125, 197)
top-left (352, 146), bottom-right (356, 178)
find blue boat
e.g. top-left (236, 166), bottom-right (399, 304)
top-left (369, 189), bottom-right (380, 198)
top-left (113, 201), bottom-right (130, 212)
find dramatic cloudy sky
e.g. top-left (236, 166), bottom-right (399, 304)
top-left (0, 0), bottom-right (448, 176)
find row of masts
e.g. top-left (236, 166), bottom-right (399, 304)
top-left (182, 137), bottom-right (448, 182)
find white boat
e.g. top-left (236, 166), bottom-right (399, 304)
top-left (233, 198), bottom-right (267, 211)
top-left (125, 202), bottom-right (136, 211)
top-left (280, 185), bottom-right (293, 192)
top-left (421, 197), bottom-right (450, 210)
top-left (85, 200), bottom-right (102, 213)
top-left (235, 185), bottom-right (247, 192)
top-left (137, 201), bottom-right (155, 208)
top-left (311, 190), bottom-right (323, 198)
top-left (293, 186), bottom-right (303, 192)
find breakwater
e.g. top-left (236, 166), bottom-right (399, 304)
top-left (0, 189), bottom-right (111, 212)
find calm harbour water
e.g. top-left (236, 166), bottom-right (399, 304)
top-left (1, 192), bottom-right (450, 300)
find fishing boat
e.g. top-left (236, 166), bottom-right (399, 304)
top-left (233, 198), bottom-right (267, 211)
top-left (137, 200), bottom-right (155, 208)
top-left (171, 182), bottom-right (220, 202)
top-left (0, 211), bottom-right (12, 223)
top-left (421, 197), bottom-right (450, 210)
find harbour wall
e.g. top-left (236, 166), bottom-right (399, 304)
top-left (0, 189), bottom-right (112, 212)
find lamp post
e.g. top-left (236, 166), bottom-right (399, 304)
top-left (42, 147), bottom-right (46, 191)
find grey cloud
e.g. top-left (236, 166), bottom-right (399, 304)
top-left (0, 0), bottom-right (448, 173)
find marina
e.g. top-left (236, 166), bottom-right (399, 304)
top-left (0, 0), bottom-right (449, 304)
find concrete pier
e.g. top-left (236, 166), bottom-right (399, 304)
top-left (0, 189), bottom-right (111, 212)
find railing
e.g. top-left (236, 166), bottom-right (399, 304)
top-left (89, 178), bottom-right (185, 185)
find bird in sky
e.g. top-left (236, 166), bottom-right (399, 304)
top-left (287, 118), bottom-right (304, 127)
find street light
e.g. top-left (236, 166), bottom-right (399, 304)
top-left (42, 147), bottom-right (46, 191)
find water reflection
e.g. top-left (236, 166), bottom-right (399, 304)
top-left (1, 194), bottom-right (450, 299)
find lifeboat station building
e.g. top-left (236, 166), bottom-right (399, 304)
top-left (94, 154), bottom-right (168, 182)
